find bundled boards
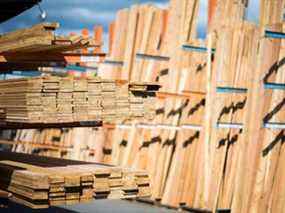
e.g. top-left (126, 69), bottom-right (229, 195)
top-left (0, 22), bottom-right (96, 54)
top-left (0, 76), bottom-right (159, 124)
top-left (1, 0), bottom-right (285, 212)
top-left (0, 151), bottom-right (151, 209)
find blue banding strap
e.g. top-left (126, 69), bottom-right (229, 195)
top-left (265, 30), bottom-right (285, 39)
top-left (264, 82), bottom-right (285, 90)
top-left (182, 45), bottom-right (216, 54)
top-left (216, 87), bottom-right (247, 94)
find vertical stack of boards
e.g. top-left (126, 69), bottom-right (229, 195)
top-left (1, 0), bottom-right (285, 212)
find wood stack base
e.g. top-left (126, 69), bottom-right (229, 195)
top-left (0, 151), bottom-right (151, 209)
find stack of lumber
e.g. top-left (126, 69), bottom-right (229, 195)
top-left (129, 83), bottom-right (160, 120)
top-left (0, 78), bottom-right (43, 123)
top-left (208, 0), bottom-right (247, 32)
top-left (87, 78), bottom-right (103, 121)
top-left (42, 77), bottom-right (60, 122)
top-left (95, 1), bottom-right (285, 212)
top-left (0, 151), bottom-right (151, 209)
top-left (101, 80), bottom-right (117, 122)
top-left (97, 4), bottom-right (169, 83)
top-left (0, 76), bottom-right (160, 124)
top-left (260, 0), bottom-right (284, 27)
top-left (116, 83), bottom-right (130, 121)
top-left (0, 22), bottom-right (96, 54)
top-left (73, 78), bottom-right (88, 121)
top-left (3, 0), bottom-right (285, 212)
top-left (0, 24), bottom-right (105, 73)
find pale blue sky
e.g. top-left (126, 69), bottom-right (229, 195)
top-left (0, 0), bottom-right (259, 43)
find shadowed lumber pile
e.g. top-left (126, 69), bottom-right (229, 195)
top-left (0, 22), bottom-right (97, 54)
top-left (0, 151), bottom-right (151, 209)
top-left (0, 76), bottom-right (160, 124)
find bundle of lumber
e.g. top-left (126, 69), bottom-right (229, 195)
top-left (0, 76), bottom-right (160, 124)
top-left (0, 151), bottom-right (151, 209)
top-left (208, 0), bottom-right (247, 32)
top-left (0, 22), bottom-right (97, 53)
top-left (129, 83), bottom-right (160, 120)
top-left (3, 0), bottom-right (285, 212)
top-left (87, 1), bottom-right (285, 212)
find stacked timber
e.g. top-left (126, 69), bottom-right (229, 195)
top-left (42, 77), bottom-right (59, 122)
top-left (260, 0), bottom-right (284, 27)
top-left (0, 76), bottom-right (160, 124)
top-left (73, 78), bottom-right (88, 121)
top-left (0, 77), bottom-right (43, 123)
top-left (129, 83), bottom-right (160, 120)
top-left (101, 80), bottom-right (117, 122)
top-left (87, 77), bottom-right (102, 121)
top-left (0, 22), bottom-right (96, 54)
top-left (208, 0), bottom-right (247, 32)
top-left (94, 1), bottom-right (284, 212)
top-left (116, 83), bottom-right (130, 121)
top-left (3, 0), bottom-right (285, 212)
top-left (0, 151), bottom-right (151, 209)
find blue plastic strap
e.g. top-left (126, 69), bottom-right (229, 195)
top-left (264, 82), bottom-right (285, 90)
top-left (265, 30), bottom-right (285, 39)
top-left (216, 87), bottom-right (247, 94)
top-left (182, 45), bottom-right (216, 53)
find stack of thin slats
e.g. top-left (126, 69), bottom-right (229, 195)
top-left (87, 77), bottom-right (102, 121)
top-left (0, 76), bottom-right (160, 124)
top-left (73, 78), bottom-right (88, 121)
top-left (101, 80), bottom-right (117, 122)
top-left (129, 86), bottom-right (146, 119)
top-left (58, 78), bottom-right (74, 122)
top-left (0, 22), bottom-right (96, 54)
top-left (116, 83), bottom-right (129, 121)
top-left (123, 169), bottom-right (151, 199)
top-left (128, 83), bottom-right (158, 120)
top-left (129, 83), bottom-right (160, 120)
top-left (0, 151), bottom-right (151, 209)
top-left (42, 77), bottom-right (59, 122)
top-left (0, 78), bottom-right (43, 123)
